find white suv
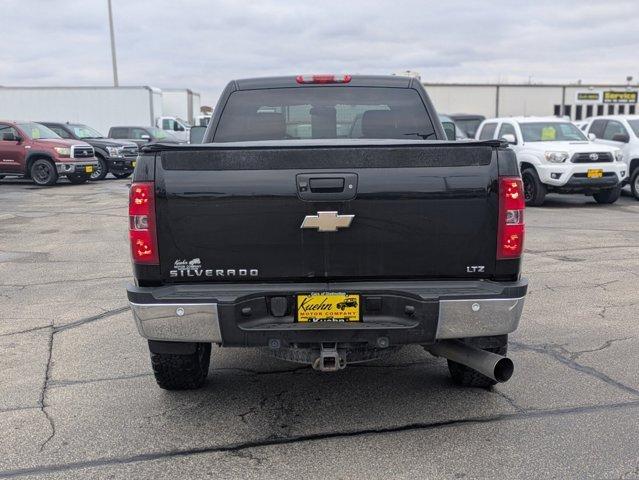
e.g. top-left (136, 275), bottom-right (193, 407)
top-left (581, 115), bottom-right (639, 200)
top-left (476, 117), bottom-right (626, 206)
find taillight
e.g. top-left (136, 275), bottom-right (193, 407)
top-left (296, 74), bottom-right (352, 84)
top-left (497, 177), bottom-right (525, 259)
top-left (129, 182), bottom-right (158, 264)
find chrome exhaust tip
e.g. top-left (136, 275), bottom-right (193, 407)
top-left (428, 339), bottom-right (514, 383)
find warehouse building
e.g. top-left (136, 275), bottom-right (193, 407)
top-left (0, 86), bottom-right (201, 136)
top-left (424, 82), bottom-right (638, 121)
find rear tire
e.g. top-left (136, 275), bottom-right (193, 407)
top-left (447, 337), bottom-right (508, 389)
top-left (90, 155), bottom-right (108, 181)
top-left (522, 168), bottom-right (546, 206)
top-left (111, 170), bottom-right (132, 179)
top-left (593, 186), bottom-right (621, 204)
top-left (30, 158), bottom-right (58, 186)
top-left (630, 168), bottom-right (639, 200)
top-left (150, 343), bottom-right (211, 390)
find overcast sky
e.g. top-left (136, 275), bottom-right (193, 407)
top-left (1, 0), bottom-right (638, 106)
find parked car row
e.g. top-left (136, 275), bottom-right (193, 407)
top-left (475, 116), bottom-right (628, 206)
top-left (0, 120), bottom-right (183, 186)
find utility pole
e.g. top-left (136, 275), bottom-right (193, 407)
top-left (107, 0), bottom-right (119, 87)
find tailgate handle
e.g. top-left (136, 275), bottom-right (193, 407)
top-left (296, 173), bottom-right (358, 201)
top-left (309, 177), bottom-right (344, 192)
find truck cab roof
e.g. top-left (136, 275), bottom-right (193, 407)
top-left (233, 75), bottom-right (415, 91)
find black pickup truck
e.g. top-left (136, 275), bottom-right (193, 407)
top-left (127, 75), bottom-right (527, 390)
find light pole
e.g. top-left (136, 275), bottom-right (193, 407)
top-left (107, 0), bottom-right (119, 87)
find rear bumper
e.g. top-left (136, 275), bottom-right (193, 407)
top-left (127, 279), bottom-right (527, 347)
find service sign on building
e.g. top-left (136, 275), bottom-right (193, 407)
top-left (602, 91), bottom-right (638, 104)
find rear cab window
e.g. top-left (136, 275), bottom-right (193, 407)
top-left (213, 87), bottom-right (436, 142)
top-left (478, 122), bottom-right (497, 140)
top-left (110, 128), bottom-right (129, 139)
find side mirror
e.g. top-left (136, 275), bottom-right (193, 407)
top-left (174, 123), bottom-right (184, 132)
top-left (140, 134), bottom-right (151, 141)
top-left (588, 132), bottom-right (596, 141)
top-left (500, 133), bottom-right (516, 144)
top-left (189, 126), bottom-right (206, 144)
top-left (442, 121), bottom-right (456, 141)
top-left (612, 133), bottom-right (629, 143)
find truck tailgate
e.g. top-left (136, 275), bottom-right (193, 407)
top-left (154, 142), bottom-right (499, 282)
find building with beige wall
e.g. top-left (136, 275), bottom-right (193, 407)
top-left (424, 83), bottom-right (638, 120)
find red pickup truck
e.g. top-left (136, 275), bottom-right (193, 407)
top-left (0, 121), bottom-right (98, 186)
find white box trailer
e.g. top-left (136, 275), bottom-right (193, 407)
top-left (161, 89), bottom-right (201, 124)
top-left (0, 86), bottom-right (163, 137)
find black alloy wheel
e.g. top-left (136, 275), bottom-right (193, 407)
top-left (30, 159), bottom-right (58, 186)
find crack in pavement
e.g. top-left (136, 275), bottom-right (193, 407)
top-left (524, 250), bottom-right (586, 263)
top-left (1, 399), bottom-right (638, 479)
top-left (492, 388), bottom-right (527, 413)
top-left (587, 279), bottom-right (621, 291)
top-left (37, 326), bottom-right (55, 453)
top-left (8, 306), bottom-right (130, 453)
top-left (210, 365), bottom-right (311, 376)
top-left (48, 372), bottom-right (154, 389)
top-left (566, 337), bottom-right (634, 360)
top-left (525, 245), bottom-right (639, 255)
top-left (530, 281), bottom-right (635, 296)
top-left (0, 405), bottom-right (41, 414)
top-left (510, 340), bottom-right (639, 397)
top-left (0, 305), bottom-right (129, 338)
top-left (0, 325), bottom-right (51, 338)
top-left (0, 275), bottom-right (130, 288)
top-left (2, 209), bottom-right (125, 219)
top-left (53, 306), bottom-right (129, 334)
top-left (43, 360), bottom-right (437, 391)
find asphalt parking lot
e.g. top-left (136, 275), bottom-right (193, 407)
top-left (1, 178), bottom-right (638, 479)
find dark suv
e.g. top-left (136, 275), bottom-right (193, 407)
top-left (41, 122), bottom-right (138, 181)
top-left (108, 126), bottom-right (182, 148)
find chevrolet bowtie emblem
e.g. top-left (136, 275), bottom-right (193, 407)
top-left (300, 211), bottom-right (355, 232)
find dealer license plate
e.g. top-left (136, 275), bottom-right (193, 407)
top-left (296, 293), bottom-right (361, 323)
top-left (85, 166), bottom-right (93, 173)
top-left (587, 169), bottom-right (603, 178)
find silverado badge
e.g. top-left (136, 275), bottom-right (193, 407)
top-left (301, 211), bottom-right (355, 232)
